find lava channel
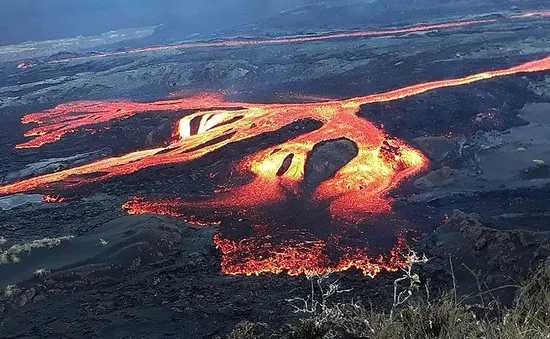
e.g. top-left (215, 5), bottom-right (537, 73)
top-left (3, 56), bottom-right (550, 276)
top-left (45, 11), bottom-right (550, 64)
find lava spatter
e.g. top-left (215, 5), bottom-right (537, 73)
top-left (42, 194), bottom-right (67, 203)
top-left (3, 56), bottom-right (550, 276)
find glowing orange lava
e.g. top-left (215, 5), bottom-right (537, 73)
top-left (16, 93), bottom-right (226, 148)
top-left (510, 11), bottom-right (550, 18)
top-left (17, 61), bottom-right (35, 69)
top-left (212, 233), bottom-right (408, 277)
top-left (45, 10), bottom-right (550, 65)
top-left (3, 56), bottom-right (550, 275)
top-left (42, 194), bottom-right (66, 203)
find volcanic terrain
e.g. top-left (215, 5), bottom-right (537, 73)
top-left (2, 1), bottom-right (550, 338)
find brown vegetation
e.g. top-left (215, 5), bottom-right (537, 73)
top-left (227, 259), bottom-right (550, 339)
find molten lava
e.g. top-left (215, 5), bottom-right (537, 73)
top-left (17, 61), bottom-right (35, 69)
top-left (212, 233), bottom-right (409, 277)
top-left (510, 11), bottom-right (550, 18)
top-left (3, 56), bottom-right (550, 275)
top-left (43, 194), bottom-right (66, 203)
top-left (45, 11), bottom-right (550, 64)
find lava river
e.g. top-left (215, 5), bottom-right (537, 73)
top-left (3, 56), bottom-right (550, 276)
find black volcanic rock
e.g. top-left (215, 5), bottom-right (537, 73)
top-left (301, 138), bottom-right (358, 194)
top-left (419, 210), bottom-right (550, 304)
top-left (46, 51), bottom-right (80, 62)
top-left (0, 214), bottom-right (216, 288)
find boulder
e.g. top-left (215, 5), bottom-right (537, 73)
top-left (414, 166), bottom-right (458, 190)
top-left (301, 138), bottom-right (358, 194)
top-left (413, 136), bottom-right (457, 162)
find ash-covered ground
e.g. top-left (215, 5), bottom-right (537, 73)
top-left (2, 1), bottom-right (550, 338)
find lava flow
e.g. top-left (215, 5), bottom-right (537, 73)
top-left (3, 56), bottom-right (550, 276)
top-left (45, 10), bottom-right (550, 65)
top-left (510, 11), bottom-right (550, 18)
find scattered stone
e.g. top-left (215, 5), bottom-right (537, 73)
top-left (469, 130), bottom-right (503, 151)
top-left (18, 287), bottom-right (36, 307)
top-left (473, 108), bottom-right (506, 130)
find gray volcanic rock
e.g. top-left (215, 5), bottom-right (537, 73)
top-left (528, 75), bottom-right (550, 100)
top-left (0, 194), bottom-right (44, 211)
top-left (1, 150), bottom-right (110, 184)
top-left (414, 166), bottom-right (459, 190)
top-left (301, 138), bottom-right (358, 194)
top-left (413, 136), bottom-right (457, 163)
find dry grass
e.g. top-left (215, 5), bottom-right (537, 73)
top-left (228, 259), bottom-right (550, 339)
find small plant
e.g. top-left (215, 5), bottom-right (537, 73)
top-left (227, 321), bottom-right (268, 339)
top-left (290, 318), bottom-right (332, 339)
top-left (392, 250), bottom-right (429, 310)
top-left (285, 271), bottom-right (352, 338)
top-left (287, 271), bottom-right (351, 316)
top-left (228, 254), bottom-right (550, 338)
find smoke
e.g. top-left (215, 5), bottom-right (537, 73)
top-left (0, 0), bottom-right (311, 46)
top-left (2, 0), bottom-right (547, 46)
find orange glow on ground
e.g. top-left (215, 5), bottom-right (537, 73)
top-left (3, 56), bottom-right (550, 275)
top-left (44, 10), bottom-right (550, 65)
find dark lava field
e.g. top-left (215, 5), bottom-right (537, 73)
top-left (1, 1), bottom-right (550, 338)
